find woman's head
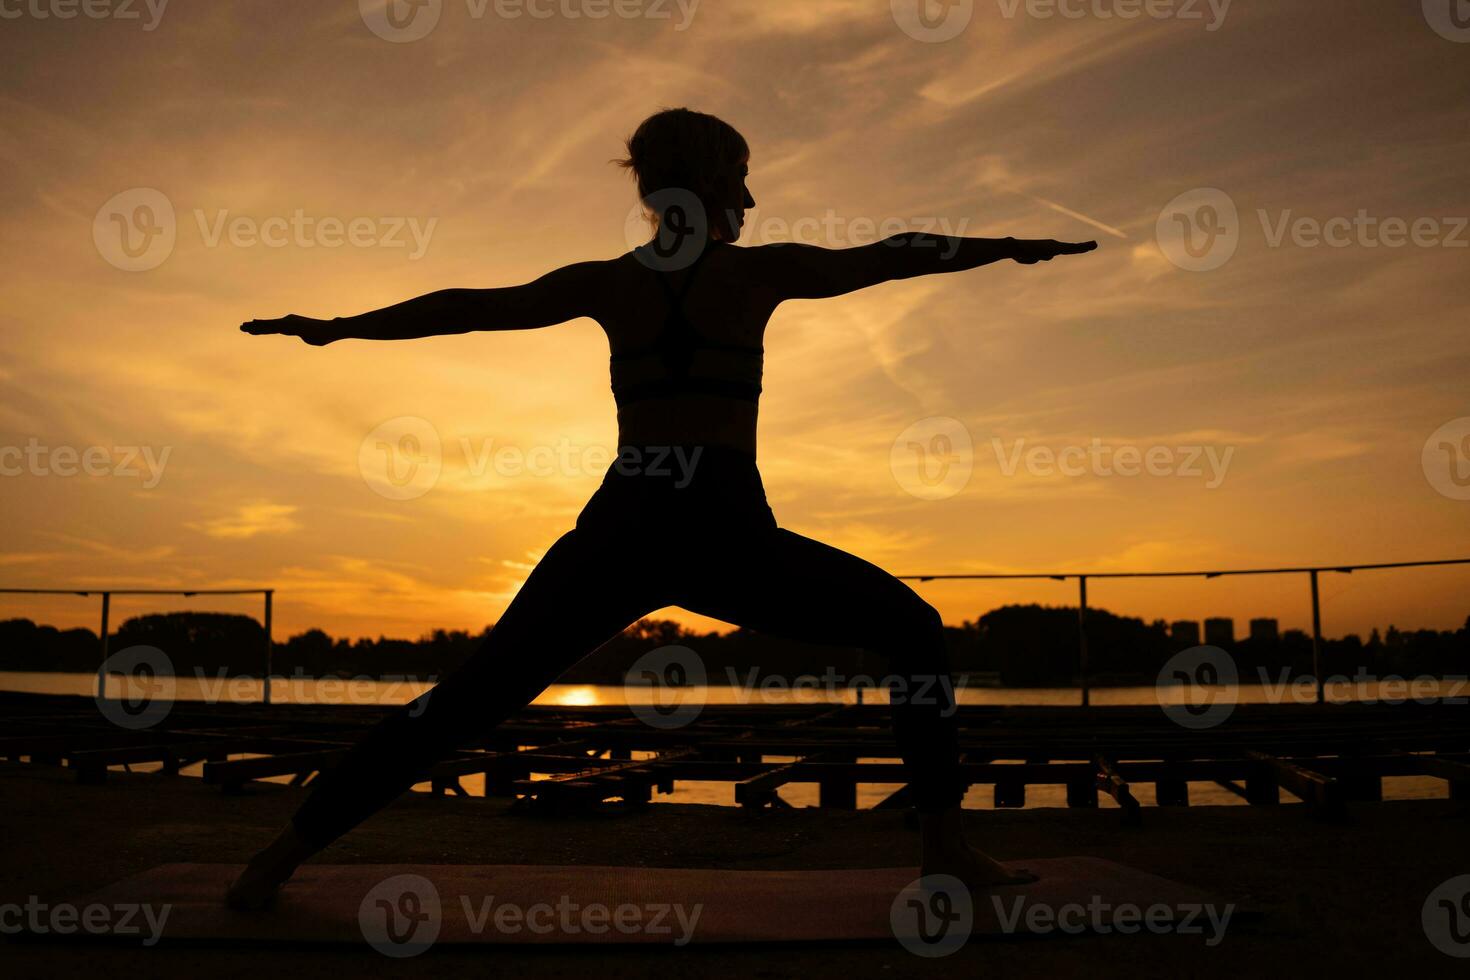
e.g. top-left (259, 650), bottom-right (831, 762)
top-left (615, 108), bottom-right (754, 243)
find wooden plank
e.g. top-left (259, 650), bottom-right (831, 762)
top-left (513, 749), bottom-right (698, 808)
top-left (872, 784), bottom-right (913, 810)
top-left (1246, 750), bottom-right (1345, 820)
top-left (200, 741), bottom-right (607, 791)
top-left (734, 756), bottom-right (811, 808)
top-left (202, 748), bottom-right (351, 788)
top-left (1404, 751), bottom-right (1470, 800)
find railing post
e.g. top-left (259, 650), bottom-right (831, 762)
top-left (1078, 575), bottom-right (1090, 708)
top-left (95, 591), bottom-right (111, 700)
top-left (1309, 570), bottom-right (1324, 704)
top-left (263, 589), bottom-right (274, 706)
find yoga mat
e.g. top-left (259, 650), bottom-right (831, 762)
top-left (55, 858), bottom-right (1240, 949)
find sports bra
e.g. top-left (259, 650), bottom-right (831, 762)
top-left (609, 244), bottom-right (764, 407)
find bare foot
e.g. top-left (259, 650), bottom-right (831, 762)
top-left (922, 842), bottom-right (1039, 890)
top-left (918, 806), bottom-right (1040, 891)
top-left (225, 859), bottom-right (291, 911)
top-left (224, 823), bottom-right (317, 911)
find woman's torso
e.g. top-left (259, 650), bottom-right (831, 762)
top-left (594, 242), bottom-right (780, 457)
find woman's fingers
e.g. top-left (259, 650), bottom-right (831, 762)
top-left (241, 318), bottom-right (290, 335)
top-left (1012, 238), bottom-right (1098, 265)
top-left (240, 315), bottom-right (312, 338)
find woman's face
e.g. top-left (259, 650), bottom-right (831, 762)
top-left (705, 154), bottom-right (755, 242)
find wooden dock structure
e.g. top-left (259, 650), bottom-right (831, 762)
top-left (2, 691), bottom-right (1467, 824)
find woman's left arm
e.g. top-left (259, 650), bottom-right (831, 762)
top-left (241, 260), bottom-right (607, 345)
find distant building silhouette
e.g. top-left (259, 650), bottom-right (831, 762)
top-left (1249, 617), bottom-right (1280, 644)
top-left (1170, 620), bottom-right (1201, 646)
top-left (1204, 617), bottom-right (1235, 647)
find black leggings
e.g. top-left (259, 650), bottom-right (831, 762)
top-left (291, 445), bottom-right (965, 848)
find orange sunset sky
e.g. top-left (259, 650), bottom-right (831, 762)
top-left (2, 1), bottom-right (1467, 644)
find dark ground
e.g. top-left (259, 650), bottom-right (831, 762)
top-left (1, 760), bottom-right (1466, 978)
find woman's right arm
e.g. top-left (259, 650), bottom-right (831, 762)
top-left (756, 233), bottom-right (1097, 301)
top-left (240, 260), bottom-right (608, 345)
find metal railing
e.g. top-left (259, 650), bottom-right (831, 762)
top-left (898, 558), bottom-right (1470, 706)
top-left (5, 558), bottom-right (1469, 711)
top-left (0, 588), bottom-right (275, 703)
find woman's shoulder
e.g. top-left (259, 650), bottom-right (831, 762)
top-left (609, 240), bottom-right (774, 279)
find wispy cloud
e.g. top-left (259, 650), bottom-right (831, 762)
top-left (188, 504), bottom-right (301, 540)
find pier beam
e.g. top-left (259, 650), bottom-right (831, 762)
top-left (95, 591), bottom-right (111, 700)
top-left (263, 590), bottom-right (274, 705)
top-left (1246, 762), bottom-right (1281, 805)
top-left (817, 752), bottom-right (857, 809)
top-left (1309, 570), bottom-right (1324, 705)
top-left (1155, 778), bottom-right (1190, 807)
top-left (994, 776), bottom-right (1026, 808)
top-left (1248, 750), bottom-right (1345, 821)
top-left (1078, 576), bottom-right (1090, 708)
top-left (1066, 776), bottom-right (1098, 808)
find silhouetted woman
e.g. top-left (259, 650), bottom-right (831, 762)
top-left (230, 107), bottom-right (1096, 909)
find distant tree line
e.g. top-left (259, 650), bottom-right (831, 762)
top-left (1, 605), bottom-right (1466, 686)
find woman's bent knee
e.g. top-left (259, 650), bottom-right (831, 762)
top-left (869, 597), bottom-right (945, 652)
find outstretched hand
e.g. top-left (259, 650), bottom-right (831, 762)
top-left (1012, 239), bottom-right (1098, 264)
top-left (240, 314), bottom-right (339, 346)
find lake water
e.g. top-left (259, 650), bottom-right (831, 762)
top-left (3, 671), bottom-right (1455, 808)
